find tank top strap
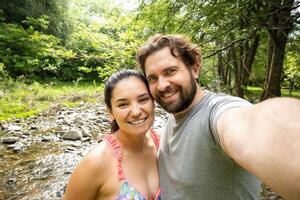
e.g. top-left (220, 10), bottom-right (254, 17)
top-left (104, 134), bottom-right (125, 180)
top-left (150, 128), bottom-right (160, 149)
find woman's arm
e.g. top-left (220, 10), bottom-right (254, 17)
top-left (217, 97), bottom-right (300, 199)
top-left (63, 143), bottom-right (108, 200)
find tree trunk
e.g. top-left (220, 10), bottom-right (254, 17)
top-left (217, 52), bottom-right (227, 85)
top-left (260, 0), bottom-right (294, 100)
top-left (229, 43), bottom-right (244, 97)
top-left (243, 34), bottom-right (260, 86)
top-left (237, 43), bottom-right (244, 97)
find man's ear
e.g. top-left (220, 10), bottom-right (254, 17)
top-left (192, 57), bottom-right (202, 79)
top-left (192, 63), bottom-right (201, 79)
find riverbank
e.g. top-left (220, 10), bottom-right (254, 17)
top-left (0, 101), bottom-right (283, 200)
top-left (0, 101), bottom-right (167, 199)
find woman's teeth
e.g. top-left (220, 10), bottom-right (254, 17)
top-left (129, 118), bottom-right (146, 125)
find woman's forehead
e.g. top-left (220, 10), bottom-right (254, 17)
top-left (112, 77), bottom-right (148, 99)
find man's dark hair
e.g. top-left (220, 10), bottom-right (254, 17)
top-left (136, 34), bottom-right (201, 74)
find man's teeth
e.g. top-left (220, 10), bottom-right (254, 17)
top-left (129, 119), bottom-right (146, 125)
top-left (162, 92), bottom-right (174, 98)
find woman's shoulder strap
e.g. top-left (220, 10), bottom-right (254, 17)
top-left (104, 134), bottom-right (125, 180)
top-left (150, 128), bottom-right (160, 149)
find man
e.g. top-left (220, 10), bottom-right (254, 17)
top-left (136, 34), bottom-right (300, 200)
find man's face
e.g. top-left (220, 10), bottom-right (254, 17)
top-left (144, 47), bottom-right (198, 114)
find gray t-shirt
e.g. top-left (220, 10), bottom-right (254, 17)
top-left (158, 92), bottom-right (261, 200)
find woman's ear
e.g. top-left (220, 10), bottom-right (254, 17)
top-left (107, 107), bottom-right (115, 121)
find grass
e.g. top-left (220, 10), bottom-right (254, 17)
top-left (245, 86), bottom-right (300, 102)
top-left (0, 79), bottom-right (299, 121)
top-left (0, 79), bottom-right (103, 121)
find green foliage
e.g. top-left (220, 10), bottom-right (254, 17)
top-left (0, 0), bottom-right (71, 39)
top-left (63, 0), bottom-right (141, 81)
top-left (283, 50), bottom-right (300, 91)
top-left (246, 86), bottom-right (300, 102)
top-left (0, 9), bottom-right (5, 22)
top-left (22, 15), bottom-right (49, 31)
top-left (136, 0), bottom-right (298, 99)
top-left (0, 18), bottom-right (76, 79)
top-left (1, 0), bottom-right (297, 94)
top-left (0, 79), bottom-right (102, 120)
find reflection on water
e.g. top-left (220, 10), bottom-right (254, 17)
top-left (0, 136), bottom-right (94, 200)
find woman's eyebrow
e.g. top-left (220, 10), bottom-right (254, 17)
top-left (115, 98), bottom-right (128, 102)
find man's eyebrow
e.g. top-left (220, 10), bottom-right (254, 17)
top-left (146, 74), bottom-right (156, 79)
top-left (146, 66), bottom-right (179, 79)
top-left (163, 66), bottom-right (178, 71)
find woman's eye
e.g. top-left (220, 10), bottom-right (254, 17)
top-left (140, 97), bottom-right (150, 102)
top-left (117, 103), bottom-right (128, 107)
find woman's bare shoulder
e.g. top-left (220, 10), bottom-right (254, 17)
top-left (82, 140), bottom-right (115, 172)
top-left (63, 140), bottom-right (116, 200)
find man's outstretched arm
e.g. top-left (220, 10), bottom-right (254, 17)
top-left (218, 97), bottom-right (300, 200)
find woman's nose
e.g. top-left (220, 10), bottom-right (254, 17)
top-left (130, 103), bottom-right (142, 116)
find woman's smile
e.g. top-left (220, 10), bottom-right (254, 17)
top-left (128, 117), bottom-right (147, 126)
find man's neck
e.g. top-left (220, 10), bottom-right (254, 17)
top-left (173, 86), bottom-right (205, 119)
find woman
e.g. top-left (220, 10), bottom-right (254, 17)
top-left (63, 69), bottom-right (161, 200)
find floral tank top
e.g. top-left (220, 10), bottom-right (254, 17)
top-left (104, 128), bottom-right (161, 200)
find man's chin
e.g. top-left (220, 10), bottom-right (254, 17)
top-left (159, 102), bottom-right (180, 113)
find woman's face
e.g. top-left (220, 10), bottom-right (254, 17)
top-left (110, 76), bottom-right (154, 137)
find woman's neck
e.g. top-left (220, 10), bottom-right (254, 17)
top-left (115, 130), bottom-right (149, 153)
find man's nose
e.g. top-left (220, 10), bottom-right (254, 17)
top-left (157, 77), bottom-right (171, 91)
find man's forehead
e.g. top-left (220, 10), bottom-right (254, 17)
top-left (145, 47), bottom-right (177, 63)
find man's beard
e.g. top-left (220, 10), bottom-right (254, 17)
top-left (156, 76), bottom-right (197, 114)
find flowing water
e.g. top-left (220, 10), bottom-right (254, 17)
top-left (0, 126), bottom-right (98, 200)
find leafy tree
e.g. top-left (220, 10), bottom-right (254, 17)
top-left (283, 39), bottom-right (300, 94)
top-left (63, 0), bottom-right (143, 81)
top-left (0, 17), bottom-right (75, 80)
top-left (136, 0), bottom-right (300, 100)
top-left (0, 0), bottom-right (71, 40)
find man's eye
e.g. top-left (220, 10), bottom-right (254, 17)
top-left (166, 69), bottom-right (176, 76)
top-left (147, 77), bottom-right (157, 84)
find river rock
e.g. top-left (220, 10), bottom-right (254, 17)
top-left (41, 136), bottom-right (52, 142)
top-left (101, 117), bottom-right (109, 123)
top-left (30, 125), bottom-right (39, 130)
top-left (15, 119), bottom-right (21, 123)
top-left (63, 129), bottom-right (82, 140)
top-left (67, 110), bottom-right (74, 115)
top-left (80, 126), bottom-right (91, 137)
top-left (74, 116), bottom-right (84, 125)
top-left (6, 124), bottom-right (22, 132)
top-left (2, 137), bottom-right (20, 144)
top-left (12, 144), bottom-right (26, 152)
top-left (82, 137), bottom-right (91, 142)
top-left (6, 177), bottom-right (17, 185)
top-left (7, 141), bottom-right (26, 152)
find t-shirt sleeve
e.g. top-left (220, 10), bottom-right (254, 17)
top-left (209, 94), bottom-right (252, 153)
